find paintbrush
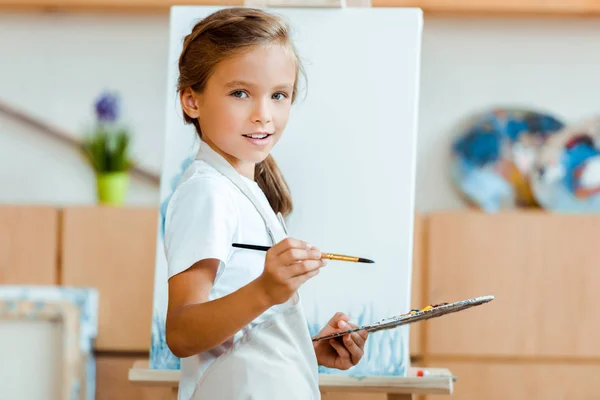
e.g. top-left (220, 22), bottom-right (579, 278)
top-left (232, 243), bottom-right (374, 264)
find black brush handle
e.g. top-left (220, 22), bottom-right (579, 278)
top-left (232, 243), bottom-right (270, 251)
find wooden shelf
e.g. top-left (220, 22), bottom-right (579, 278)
top-left (2, 0), bottom-right (600, 16)
top-left (0, 0), bottom-right (242, 13)
top-left (376, 0), bottom-right (600, 15)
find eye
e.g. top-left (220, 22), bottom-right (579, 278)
top-left (231, 90), bottom-right (248, 99)
top-left (272, 92), bottom-right (288, 101)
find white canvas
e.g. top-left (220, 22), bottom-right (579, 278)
top-left (0, 320), bottom-right (63, 400)
top-left (151, 5), bottom-right (422, 377)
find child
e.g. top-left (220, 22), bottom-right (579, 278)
top-left (164, 7), bottom-right (368, 399)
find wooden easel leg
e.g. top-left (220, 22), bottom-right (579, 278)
top-left (387, 395), bottom-right (413, 400)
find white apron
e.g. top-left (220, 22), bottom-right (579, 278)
top-left (189, 143), bottom-right (321, 400)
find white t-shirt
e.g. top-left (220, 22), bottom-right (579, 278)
top-left (163, 157), bottom-right (287, 400)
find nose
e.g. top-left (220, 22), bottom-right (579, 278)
top-left (251, 97), bottom-right (272, 125)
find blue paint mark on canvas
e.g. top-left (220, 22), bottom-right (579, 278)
top-left (150, 312), bottom-right (180, 370)
top-left (159, 157), bottom-right (194, 240)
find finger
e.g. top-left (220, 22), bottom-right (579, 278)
top-left (337, 317), bottom-right (351, 330)
top-left (289, 259), bottom-right (326, 278)
top-left (280, 247), bottom-right (322, 265)
top-left (347, 321), bottom-right (368, 342)
top-left (271, 237), bottom-right (310, 256)
top-left (329, 338), bottom-right (352, 367)
top-left (280, 248), bottom-right (310, 265)
top-left (343, 333), bottom-right (364, 365)
top-left (293, 266), bottom-right (320, 284)
top-left (348, 331), bottom-right (366, 350)
top-left (327, 313), bottom-right (350, 330)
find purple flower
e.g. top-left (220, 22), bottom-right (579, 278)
top-left (95, 91), bottom-right (120, 123)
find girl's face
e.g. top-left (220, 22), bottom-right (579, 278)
top-left (181, 44), bottom-right (297, 179)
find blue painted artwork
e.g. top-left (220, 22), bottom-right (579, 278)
top-left (450, 108), bottom-right (565, 212)
top-left (531, 117), bottom-right (600, 213)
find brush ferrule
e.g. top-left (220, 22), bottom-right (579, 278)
top-left (324, 253), bottom-right (359, 262)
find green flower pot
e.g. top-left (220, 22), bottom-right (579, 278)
top-left (96, 172), bottom-right (129, 205)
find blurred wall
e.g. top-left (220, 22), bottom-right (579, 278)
top-left (1, 11), bottom-right (600, 210)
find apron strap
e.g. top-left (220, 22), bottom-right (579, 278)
top-left (196, 142), bottom-right (282, 245)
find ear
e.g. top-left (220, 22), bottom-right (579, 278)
top-left (180, 87), bottom-right (201, 119)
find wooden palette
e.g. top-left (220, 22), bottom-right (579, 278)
top-left (312, 295), bottom-right (494, 342)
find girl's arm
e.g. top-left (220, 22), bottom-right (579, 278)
top-left (166, 258), bottom-right (270, 358)
top-left (166, 238), bottom-right (325, 358)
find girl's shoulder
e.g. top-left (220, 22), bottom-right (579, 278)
top-left (169, 159), bottom-right (238, 207)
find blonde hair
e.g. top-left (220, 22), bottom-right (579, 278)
top-left (177, 7), bottom-right (304, 216)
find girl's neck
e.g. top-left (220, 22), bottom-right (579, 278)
top-left (202, 138), bottom-right (255, 181)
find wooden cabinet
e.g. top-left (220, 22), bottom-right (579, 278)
top-left (0, 205), bottom-right (58, 285)
top-left (425, 360), bottom-right (600, 400)
top-left (3, 0), bottom-right (600, 14)
top-left (96, 355), bottom-right (174, 400)
top-left (425, 211), bottom-right (600, 359)
top-left (60, 206), bottom-right (158, 352)
top-left (418, 211), bottom-right (600, 399)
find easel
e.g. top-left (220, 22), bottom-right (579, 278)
top-left (128, 0), bottom-right (454, 398)
top-left (129, 360), bottom-right (454, 400)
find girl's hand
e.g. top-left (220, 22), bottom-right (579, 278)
top-left (313, 312), bottom-right (368, 370)
top-left (256, 238), bottom-right (327, 305)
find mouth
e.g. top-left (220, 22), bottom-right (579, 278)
top-left (242, 132), bottom-right (274, 146)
